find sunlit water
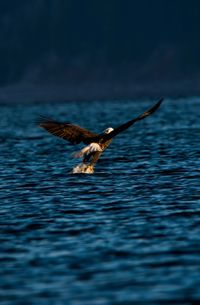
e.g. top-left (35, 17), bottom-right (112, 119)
top-left (0, 98), bottom-right (200, 305)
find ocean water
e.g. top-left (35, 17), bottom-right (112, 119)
top-left (0, 98), bottom-right (200, 305)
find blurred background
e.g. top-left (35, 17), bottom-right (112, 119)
top-left (1, 3), bottom-right (200, 304)
top-left (0, 0), bottom-right (200, 102)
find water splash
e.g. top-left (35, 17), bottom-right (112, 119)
top-left (71, 163), bottom-right (94, 174)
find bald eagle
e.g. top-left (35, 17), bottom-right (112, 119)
top-left (38, 99), bottom-right (163, 173)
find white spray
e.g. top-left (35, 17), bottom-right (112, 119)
top-left (71, 163), bottom-right (94, 174)
top-left (71, 143), bottom-right (102, 174)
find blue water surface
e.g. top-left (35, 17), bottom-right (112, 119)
top-left (0, 98), bottom-right (200, 305)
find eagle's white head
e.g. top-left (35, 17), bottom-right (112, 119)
top-left (103, 127), bottom-right (114, 134)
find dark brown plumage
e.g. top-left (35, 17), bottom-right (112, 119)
top-left (38, 98), bottom-right (163, 145)
top-left (38, 118), bottom-right (98, 145)
top-left (99, 98), bottom-right (163, 142)
top-left (38, 98), bottom-right (163, 171)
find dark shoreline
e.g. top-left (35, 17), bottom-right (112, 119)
top-left (0, 78), bottom-right (200, 103)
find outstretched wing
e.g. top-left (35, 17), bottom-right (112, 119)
top-left (100, 98), bottom-right (163, 142)
top-left (38, 117), bottom-right (98, 145)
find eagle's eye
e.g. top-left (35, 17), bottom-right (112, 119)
top-left (104, 127), bottom-right (114, 134)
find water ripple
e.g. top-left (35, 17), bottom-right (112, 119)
top-left (0, 98), bottom-right (200, 305)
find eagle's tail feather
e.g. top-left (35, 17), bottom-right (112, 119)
top-left (73, 143), bottom-right (102, 158)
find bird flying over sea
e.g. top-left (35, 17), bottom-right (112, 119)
top-left (38, 98), bottom-right (163, 173)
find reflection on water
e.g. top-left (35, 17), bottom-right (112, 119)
top-left (0, 98), bottom-right (200, 305)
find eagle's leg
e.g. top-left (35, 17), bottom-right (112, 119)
top-left (83, 152), bottom-right (93, 164)
top-left (89, 151), bottom-right (102, 166)
top-left (83, 151), bottom-right (102, 167)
